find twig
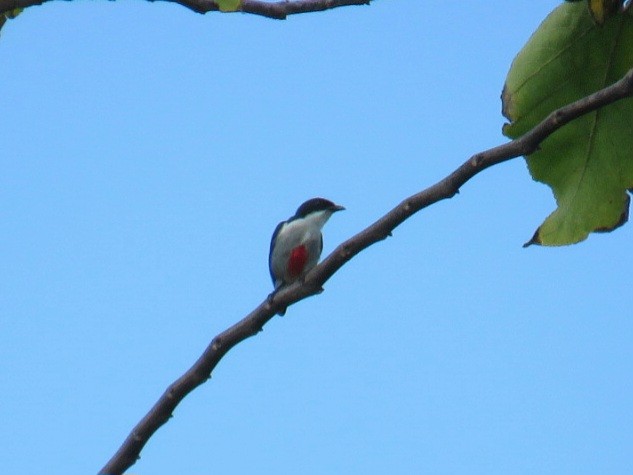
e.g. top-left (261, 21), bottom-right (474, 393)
top-left (0, 0), bottom-right (371, 20)
top-left (98, 68), bottom-right (633, 475)
top-left (177, 0), bottom-right (371, 18)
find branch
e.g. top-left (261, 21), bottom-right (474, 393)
top-left (176, 0), bottom-right (372, 18)
top-left (98, 67), bottom-right (633, 475)
top-left (0, 0), bottom-right (372, 19)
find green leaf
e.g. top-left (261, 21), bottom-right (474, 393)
top-left (7, 8), bottom-right (23, 19)
top-left (589, 0), bottom-right (620, 24)
top-left (216, 0), bottom-right (242, 12)
top-left (502, 3), bottom-right (633, 246)
top-left (1, 7), bottom-right (23, 35)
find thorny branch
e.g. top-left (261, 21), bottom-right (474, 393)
top-left (99, 68), bottom-right (633, 475)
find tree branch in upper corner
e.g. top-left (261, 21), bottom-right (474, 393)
top-left (179, 0), bottom-right (373, 19)
top-left (0, 0), bottom-right (372, 19)
top-left (98, 68), bottom-right (633, 475)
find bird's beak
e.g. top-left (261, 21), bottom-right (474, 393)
top-left (331, 204), bottom-right (345, 212)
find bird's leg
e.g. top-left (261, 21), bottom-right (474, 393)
top-left (267, 287), bottom-right (280, 305)
top-left (267, 286), bottom-right (288, 316)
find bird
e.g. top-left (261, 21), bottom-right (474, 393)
top-left (268, 197), bottom-right (345, 315)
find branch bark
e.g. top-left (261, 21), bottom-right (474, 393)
top-left (0, 0), bottom-right (371, 19)
top-left (98, 68), bottom-right (633, 475)
top-left (176, 0), bottom-right (372, 18)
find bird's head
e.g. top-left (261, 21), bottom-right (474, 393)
top-left (294, 197), bottom-right (345, 218)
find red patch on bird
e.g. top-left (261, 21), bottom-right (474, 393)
top-left (287, 245), bottom-right (308, 278)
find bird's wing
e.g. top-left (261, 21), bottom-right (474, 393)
top-left (268, 221), bottom-right (285, 285)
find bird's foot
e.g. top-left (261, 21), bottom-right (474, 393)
top-left (267, 288), bottom-right (287, 316)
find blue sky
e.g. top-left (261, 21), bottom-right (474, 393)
top-left (2, 1), bottom-right (632, 474)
